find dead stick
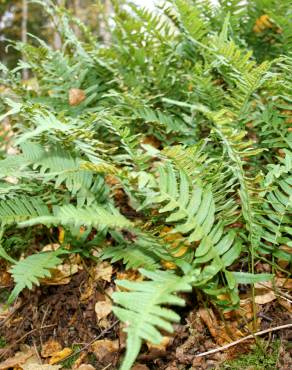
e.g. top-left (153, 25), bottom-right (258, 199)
top-left (195, 323), bottom-right (292, 358)
top-left (0, 324), bottom-right (56, 359)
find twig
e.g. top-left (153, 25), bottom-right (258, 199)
top-left (0, 324), bottom-right (56, 359)
top-left (56, 320), bottom-right (120, 364)
top-left (194, 323), bottom-right (292, 358)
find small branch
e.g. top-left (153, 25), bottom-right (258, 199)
top-left (195, 323), bottom-right (292, 358)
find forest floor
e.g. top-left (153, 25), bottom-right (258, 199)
top-left (0, 256), bottom-right (291, 370)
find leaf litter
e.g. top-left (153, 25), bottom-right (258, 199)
top-left (0, 256), bottom-right (291, 369)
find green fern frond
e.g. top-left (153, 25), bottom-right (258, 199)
top-left (102, 245), bottom-right (159, 270)
top-left (112, 268), bottom-right (193, 370)
top-left (0, 196), bottom-right (49, 226)
top-left (145, 163), bottom-right (241, 282)
top-left (135, 107), bottom-right (189, 134)
top-left (8, 250), bottom-right (63, 303)
top-left (175, 0), bottom-right (209, 42)
top-left (18, 203), bottom-right (132, 231)
top-left (259, 150), bottom-right (292, 260)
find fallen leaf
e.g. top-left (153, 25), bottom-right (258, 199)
top-left (40, 244), bottom-right (80, 285)
top-left (0, 349), bottom-right (34, 369)
top-left (146, 336), bottom-right (170, 351)
top-left (199, 307), bottom-right (243, 346)
top-left (49, 348), bottom-right (72, 365)
top-left (94, 262), bottom-right (113, 282)
top-left (95, 300), bottom-right (112, 321)
top-left (255, 290), bottom-right (276, 304)
top-left (72, 352), bottom-right (87, 369)
top-left (22, 364), bottom-right (61, 370)
top-left (80, 280), bottom-right (94, 302)
top-left (278, 298), bottom-right (292, 313)
top-left (141, 135), bottom-right (161, 149)
top-left (41, 340), bottom-right (62, 358)
top-left (41, 263), bottom-right (79, 285)
top-left (75, 365), bottom-right (95, 370)
top-left (41, 243), bottom-right (61, 252)
top-left (116, 270), bottom-right (142, 283)
top-left (91, 339), bottom-right (119, 362)
top-left (132, 365), bottom-right (150, 370)
top-left (69, 88), bottom-right (86, 106)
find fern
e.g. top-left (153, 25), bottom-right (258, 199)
top-left (112, 268), bottom-right (194, 370)
top-left (0, 196), bottom-right (50, 226)
top-left (102, 245), bottom-right (159, 270)
top-left (144, 163), bottom-right (241, 282)
top-left (8, 250), bottom-right (63, 303)
top-left (18, 203), bottom-right (133, 231)
top-left (0, 1), bottom-right (291, 369)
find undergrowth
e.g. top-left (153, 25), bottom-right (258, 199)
top-left (221, 340), bottom-right (281, 370)
top-left (0, 1), bottom-right (291, 369)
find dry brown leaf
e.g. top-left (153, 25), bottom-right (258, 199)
top-left (41, 340), bottom-right (62, 358)
top-left (22, 364), bottom-right (61, 370)
top-left (41, 243), bottom-right (61, 252)
top-left (0, 349), bottom-right (34, 370)
top-left (80, 280), bottom-right (94, 302)
top-left (0, 271), bottom-right (11, 286)
top-left (276, 278), bottom-right (292, 290)
top-left (75, 365), bottom-right (95, 370)
top-left (71, 352), bottom-right (88, 369)
top-left (69, 88), bottom-right (86, 106)
top-left (49, 348), bottom-right (72, 365)
top-left (95, 300), bottom-right (112, 321)
top-left (132, 365), bottom-right (150, 370)
top-left (41, 264), bottom-right (79, 285)
top-left (141, 135), bottom-right (161, 149)
top-left (254, 290), bottom-right (276, 304)
top-left (116, 270), bottom-right (143, 283)
top-left (94, 262), bottom-right (113, 282)
top-left (199, 307), bottom-right (244, 346)
top-left (40, 244), bottom-right (80, 285)
top-left (146, 336), bottom-right (170, 352)
top-left (91, 339), bottom-right (119, 362)
top-left (278, 298), bottom-right (292, 313)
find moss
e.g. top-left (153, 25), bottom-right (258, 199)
top-left (220, 340), bottom-right (281, 370)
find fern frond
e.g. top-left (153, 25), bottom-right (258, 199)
top-left (0, 196), bottom-right (49, 226)
top-left (145, 163), bottom-right (241, 282)
top-left (8, 250), bottom-right (63, 303)
top-left (18, 203), bottom-right (132, 231)
top-left (112, 268), bottom-right (193, 370)
top-left (102, 245), bottom-right (159, 270)
top-left (175, 0), bottom-right (209, 42)
top-left (259, 150), bottom-right (292, 260)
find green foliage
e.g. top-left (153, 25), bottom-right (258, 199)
top-left (221, 339), bottom-right (281, 370)
top-left (0, 1), bottom-right (291, 369)
top-left (112, 268), bottom-right (194, 370)
top-left (8, 250), bottom-right (63, 303)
